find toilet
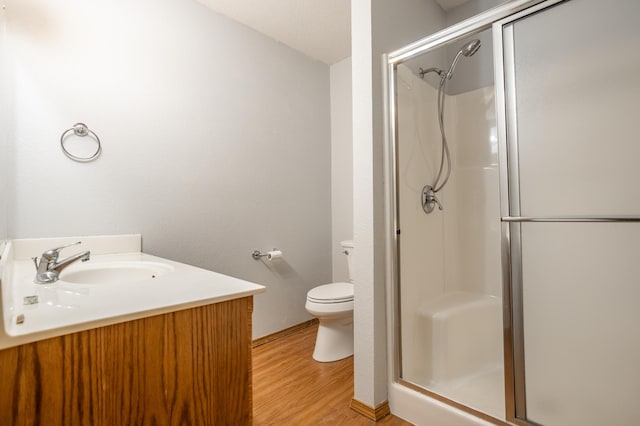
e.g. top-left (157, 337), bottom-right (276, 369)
top-left (305, 240), bottom-right (354, 362)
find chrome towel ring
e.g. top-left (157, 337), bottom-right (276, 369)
top-left (60, 123), bottom-right (102, 162)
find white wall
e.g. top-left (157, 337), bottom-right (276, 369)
top-left (4, 0), bottom-right (332, 339)
top-left (0, 6), bottom-right (9, 243)
top-left (352, 0), bottom-right (446, 408)
top-left (330, 57), bottom-right (353, 282)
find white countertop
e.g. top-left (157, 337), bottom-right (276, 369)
top-left (0, 235), bottom-right (265, 350)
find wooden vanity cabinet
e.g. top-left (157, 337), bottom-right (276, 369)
top-left (0, 297), bottom-right (254, 425)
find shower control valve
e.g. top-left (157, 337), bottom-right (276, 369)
top-left (422, 185), bottom-right (443, 214)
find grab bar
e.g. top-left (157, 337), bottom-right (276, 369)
top-left (501, 216), bottom-right (640, 223)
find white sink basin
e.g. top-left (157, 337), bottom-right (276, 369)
top-left (59, 261), bottom-right (174, 284)
top-left (0, 235), bottom-right (266, 350)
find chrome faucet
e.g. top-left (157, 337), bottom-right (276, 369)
top-left (32, 241), bottom-right (90, 284)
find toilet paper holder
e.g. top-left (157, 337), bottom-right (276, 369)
top-left (252, 248), bottom-right (282, 260)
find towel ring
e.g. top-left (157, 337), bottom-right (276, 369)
top-left (60, 123), bottom-right (102, 162)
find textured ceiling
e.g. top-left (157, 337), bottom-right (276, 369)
top-left (195, 0), bottom-right (351, 65)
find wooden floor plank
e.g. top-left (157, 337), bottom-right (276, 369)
top-left (253, 324), bottom-right (413, 425)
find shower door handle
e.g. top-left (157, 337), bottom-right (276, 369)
top-left (501, 216), bottom-right (640, 223)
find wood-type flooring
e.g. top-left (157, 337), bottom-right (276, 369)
top-left (253, 323), bottom-right (413, 425)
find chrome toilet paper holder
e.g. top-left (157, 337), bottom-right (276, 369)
top-left (252, 249), bottom-right (280, 260)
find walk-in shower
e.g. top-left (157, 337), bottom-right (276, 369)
top-left (385, 0), bottom-right (640, 425)
top-left (419, 39), bottom-right (481, 214)
top-left (392, 27), bottom-right (504, 420)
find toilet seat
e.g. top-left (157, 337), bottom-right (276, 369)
top-left (307, 282), bottom-right (353, 304)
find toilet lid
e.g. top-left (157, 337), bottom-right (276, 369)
top-left (307, 282), bottom-right (354, 303)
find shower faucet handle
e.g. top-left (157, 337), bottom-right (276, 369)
top-left (433, 195), bottom-right (443, 211)
top-left (430, 194), bottom-right (443, 211)
top-left (422, 185), bottom-right (443, 214)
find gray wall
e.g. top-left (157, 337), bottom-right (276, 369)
top-left (0, 7), bottom-right (9, 245)
top-left (4, 0), bottom-right (332, 338)
top-left (330, 57), bottom-right (353, 282)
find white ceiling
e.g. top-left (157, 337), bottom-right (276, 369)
top-left (196, 0), bottom-right (351, 65)
top-left (195, 0), bottom-right (473, 65)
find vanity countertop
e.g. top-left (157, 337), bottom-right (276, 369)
top-left (0, 234), bottom-right (265, 350)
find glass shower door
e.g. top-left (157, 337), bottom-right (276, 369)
top-left (498, 0), bottom-right (640, 424)
top-left (393, 28), bottom-right (504, 420)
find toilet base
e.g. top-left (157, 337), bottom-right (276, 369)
top-left (312, 316), bottom-right (354, 362)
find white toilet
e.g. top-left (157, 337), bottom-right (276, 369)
top-left (305, 240), bottom-right (354, 362)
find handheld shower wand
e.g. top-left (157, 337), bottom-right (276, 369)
top-left (418, 39), bottom-right (481, 214)
top-left (445, 39), bottom-right (481, 80)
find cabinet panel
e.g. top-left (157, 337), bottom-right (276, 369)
top-left (0, 297), bottom-right (254, 426)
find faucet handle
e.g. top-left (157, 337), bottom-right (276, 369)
top-left (32, 256), bottom-right (39, 271)
top-left (42, 241), bottom-right (82, 260)
top-left (421, 185), bottom-right (443, 214)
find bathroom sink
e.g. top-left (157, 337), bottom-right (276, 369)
top-left (59, 261), bottom-right (174, 284)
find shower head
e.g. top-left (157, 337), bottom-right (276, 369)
top-left (461, 39), bottom-right (481, 57)
top-left (446, 39), bottom-right (481, 79)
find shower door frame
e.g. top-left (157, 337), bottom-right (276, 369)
top-left (384, 0), bottom-right (552, 424)
top-left (493, 1), bottom-right (567, 423)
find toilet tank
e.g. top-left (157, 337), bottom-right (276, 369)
top-left (340, 240), bottom-right (355, 283)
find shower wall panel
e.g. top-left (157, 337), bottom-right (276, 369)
top-left (396, 66), bottom-right (500, 305)
top-left (396, 65), bottom-right (445, 382)
top-left (446, 86), bottom-right (500, 298)
top-left (0, 8), bottom-right (9, 242)
top-left (396, 63), bottom-right (503, 417)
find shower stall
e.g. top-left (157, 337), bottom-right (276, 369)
top-left (385, 0), bottom-right (640, 425)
